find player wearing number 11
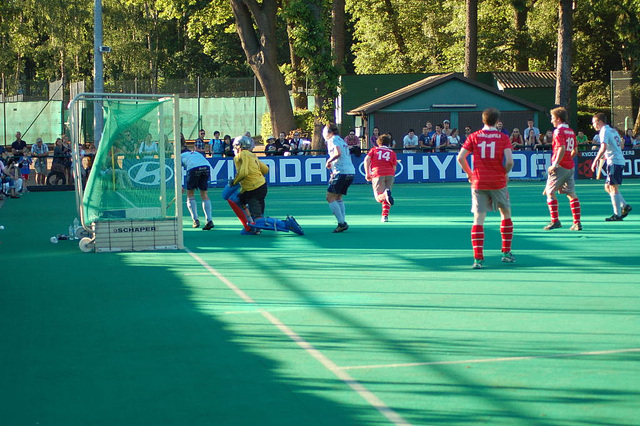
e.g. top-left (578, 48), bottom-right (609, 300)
top-left (457, 108), bottom-right (515, 269)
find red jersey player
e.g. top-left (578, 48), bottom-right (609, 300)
top-left (543, 107), bottom-right (582, 231)
top-left (457, 108), bottom-right (515, 269)
top-left (365, 134), bottom-right (397, 222)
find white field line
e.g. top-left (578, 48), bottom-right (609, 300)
top-left (338, 348), bottom-right (640, 371)
top-left (185, 248), bottom-right (411, 426)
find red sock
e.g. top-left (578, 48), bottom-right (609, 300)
top-left (547, 199), bottom-right (559, 222)
top-left (570, 198), bottom-right (581, 223)
top-left (501, 218), bottom-right (513, 253)
top-left (382, 201), bottom-right (390, 216)
top-left (471, 225), bottom-right (484, 260)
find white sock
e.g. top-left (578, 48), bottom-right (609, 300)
top-left (187, 198), bottom-right (198, 221)
top-left (337, 200), bottom-right (346, 222)
top-left (610, 194), bottom-right (621, 216)
top-left (329, 201), bottom-right (344, 224)
top-left (202, 199), bottom-right (212, 222)
top-left (618, 193), bottom-right (627, 208)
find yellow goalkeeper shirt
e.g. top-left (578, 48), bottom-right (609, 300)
top-left (232, 149), bottom-right (269, 192)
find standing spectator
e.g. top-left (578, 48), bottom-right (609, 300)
top-left (365, 134), bottom-right (397, 222)
top-left (323, 124), bottom-right (355, 233)
top-left (543, 107), bottom-right (582, 231)
top-left (461, 126), bottom-right (473, 145)
top-left (402, 129), bottom-right (419, 153)
top-left (61, 135), bottom-right (73, 184)
top-left (430, 125), bottom-right (449, 151)
top-left (209, 131), bottom-right (224, 157)
top-left (424, 121), bottom-right (436, 139)
top-left (243, 131), bottom-right (256, 151)
top-left (457, 108), bottom-right (515, 269)
top-left (418, 126), bottom-right (432, 152)
top-left (590, 113), bottom-right (632, 221)
top-left (194, 129), bottom-right (207, 156)
top-left (18, 148), bottom-right (32, 187)
top-left (11, 132), bottom-right (27, 156)
top-left (448, 128), bottom-right (461, 150)
top-left (523, 119), bottom-right (540, 149)
top-left (623, 129), bottom-right (633, 149)
top-left (223, 135), bottom-right (234, 157)
top-left (442, 120), bottom-right (452, 136)
top-left (344, 129), bottom-right (361, 155)
top-left (576, 131), bottom-right (589, 151)
top-left (370, 127), bottom-right (380, 148)
top-left (591, 133), bottom-right (600, 150)
top-left (496, 121), bottom-right (509, 136)
top-left (510, 128), bottom-right (524, 150)
top-left (31, 137), bottom-right (49, 185)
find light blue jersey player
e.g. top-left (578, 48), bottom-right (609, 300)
top-left (591, 113), bottom-right (632, 221)
top-left (323, 124), bottom-right (355, 232)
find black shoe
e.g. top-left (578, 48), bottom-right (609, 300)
top-left (202, 221), bottom-right (214, 230)
top-left (621, 205), bottom-right (632, 219)
top-left (385, 189), bottom-right (394, 206)
top-left (192, 220), bottom-right (200, 228)
top-left (332, 222), bottom-right (349, 233)
top-left (605, 214), bottom-right (623, 221)
top-left (543, 220), bottom-right (562, 230)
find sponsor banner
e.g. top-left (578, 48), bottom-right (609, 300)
top-left (123, 159), bottom-right (177, 188)
top-left (203, 151), bottom-right (558, 187)
top-left (577, 150), bottom-right (640, 179)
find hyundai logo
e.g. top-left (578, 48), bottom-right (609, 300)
top-left (128, 162), bottom-right (175, 186)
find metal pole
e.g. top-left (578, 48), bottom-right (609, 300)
top-left (93, 0), bottom-right (104, 146)
top-left (254, 75), bottom-right (257, 136)
top-left (2, 74), bottom-right (6, 146)
top-left (197, 76), bottom-right (201, 132)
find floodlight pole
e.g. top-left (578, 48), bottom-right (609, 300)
top-left (93, 0), bottom-right (104, 146)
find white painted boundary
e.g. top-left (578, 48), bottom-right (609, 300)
top-left (185, 248), bottom-right (411, 426)
top-left (339, 348), bottom-right (640, 371)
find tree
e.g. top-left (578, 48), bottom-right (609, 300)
top-left (509, 0), bottom-right (538, 71)
top-left (464, 0), bottom-right (478, 80)
top-left (555, 0), bottom-right (573, 108)
top-left (230, 0), bottom-right (295, 137)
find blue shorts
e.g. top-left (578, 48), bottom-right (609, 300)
top-left (327, 174), bottom-right (354, 195)
top-left (606, 164), bottom-right (624, 186)
top-left (186, 166), bottom-right (210, 191)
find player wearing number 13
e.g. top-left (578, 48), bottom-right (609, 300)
top-left (543, 107), bottom-right (581, 231)
top-left (457, 108), bottom-right (515, 269)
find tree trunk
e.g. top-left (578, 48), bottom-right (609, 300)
top-left (464, 0), bottom-right (478, 80)
top-left (287, 23), bottom-right (308, 110)
top-left (555, 0), bottom-right (573, 109)
top-left (513, 8), bottom-right (530, 71)
top-left (230, 0), bottom-right (296, 137)
top-left (332, 0), bottom-right (345, 72)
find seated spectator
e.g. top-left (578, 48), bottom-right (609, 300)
top-left (11, 131), bottom-right (27, 157)
top-left (510, 128), bottom-right (524, 150)
top-left (591, 133), bottom-right (600, 150)
top-left (1, 157), bottom-right (23, 197)
top-left (274, 132), bottom-right (290, 155)
top-left (442, 120), bottom-right (452, 136)
top-left (138, 133), bottom-right (159, 159)
top-left (418, 126), bottom-right (433, 152)
top-left (119, 130), bottom-right (137, 158)
top-left (430, 125), bottom-right (449, 151)
top-left (243, 131), bottom-right (256, 151)
top-left (209, 131), bottom-right (225, 157)
top-left (633, 133), bottom-right (640, 149)
top-left (534, 130), bottom-right (553, 150)
top-left (447, 128), bottom-right (461, 150)
top-left (576, 131), bottom-right (589, 151)
top-left (623, 129), bottom-right (633, 150)
top-left (403, 129), bottom-right (419, 153)
top-left (264, 136), bottom-right (277, 156)
top-left (497, 121), bottom-right (509, 136)
top-left (31, 137), bottom-right (49, 185)
top-left (288, 130), bottom-right (310, 156)
top-left (345, 129), bottom-right (360, 147)
top-left (523, 119), bottom-right (540, 149)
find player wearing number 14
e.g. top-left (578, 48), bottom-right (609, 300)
top-left (365, 134), bottom-right (397, 222)
top-left (457, 108), bottom-right (515, 269)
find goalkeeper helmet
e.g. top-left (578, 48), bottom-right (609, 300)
top-left (233, 136), bottom-right (252, 150)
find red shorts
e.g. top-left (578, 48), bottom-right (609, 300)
top-left (22, 174), bottom-right (29, 181)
